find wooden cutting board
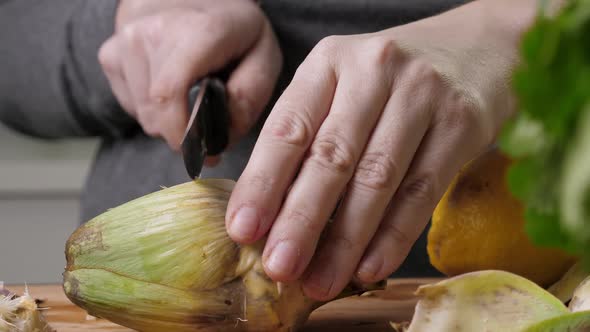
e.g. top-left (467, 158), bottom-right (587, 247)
top-left (9, 279), bottom-right (440, 332)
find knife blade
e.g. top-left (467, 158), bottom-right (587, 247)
top-left (181, 77), bottom-right (230, 180)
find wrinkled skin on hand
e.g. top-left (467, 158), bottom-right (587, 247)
top-left (98, 0), bottom-right (282, 157)
top-left (226, 0), bottom-right (545, 301)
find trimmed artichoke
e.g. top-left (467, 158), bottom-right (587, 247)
top-left (63, 179), bottom-right (381, 331)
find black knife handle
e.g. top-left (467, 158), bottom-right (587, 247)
top-left (187, 77), bottom-right (230, 156)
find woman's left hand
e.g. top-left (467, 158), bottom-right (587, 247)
top-left (225, 0), bottom-right (539, 301)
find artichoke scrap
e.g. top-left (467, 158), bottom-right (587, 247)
top-left (394, 269), bottom-right (590, 332)
top-left (0, 283), bottom-right (54, 332)
top-left (549, 262), bottom-right (588, 303)
top-left (63, 179), bottom-right (382, 332)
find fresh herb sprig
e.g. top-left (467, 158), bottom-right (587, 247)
top-left (500, 0), bottom-right (590, 262)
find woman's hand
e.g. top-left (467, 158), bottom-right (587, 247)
top-left (225, 0), bottom-right (540, 301)
top-left (98, 0), bottom-right (282, 154)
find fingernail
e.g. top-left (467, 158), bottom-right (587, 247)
top-left (229, 206), bottom-right (260, 242)
top-left (303, 268), bottom-right (334, 300)
top-left (356, 255), bottom-right (383, 282)
top-left (265, 240), bottom-right (299, 278)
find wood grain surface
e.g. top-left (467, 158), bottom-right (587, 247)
top-left (8, 278), bottom-right (440, 332)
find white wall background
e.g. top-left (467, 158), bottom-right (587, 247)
top-left (0, 124), bottom-right (99, 284)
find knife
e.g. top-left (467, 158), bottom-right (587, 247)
top-left (181, 76), bottom-right (231, 180)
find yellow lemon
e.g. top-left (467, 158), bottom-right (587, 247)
top-left (427, 148), bottom-right (576, 287)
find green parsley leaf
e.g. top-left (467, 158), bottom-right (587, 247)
top-left (499, 0), bottom-right (590, 260)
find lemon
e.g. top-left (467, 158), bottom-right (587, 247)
top-left (427, 148), bottom-right (576, 287)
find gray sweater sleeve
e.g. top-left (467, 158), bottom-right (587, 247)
top-left (0, 0), bottom-right (137, 139)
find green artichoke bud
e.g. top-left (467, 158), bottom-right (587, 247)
top-left (63, 179), bottom-right (382, 331)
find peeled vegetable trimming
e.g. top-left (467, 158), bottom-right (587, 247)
top-left (0, 283), bottom-right (54, 332)
top-left (63, 179), bottom-right (383, 332)
top-left (548, 262), bottom-right (588, 303)
top-left (394, 270), bottom-right (590, 332)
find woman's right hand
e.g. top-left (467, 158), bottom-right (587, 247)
top-left (98, 0), bottom-right (283, 154)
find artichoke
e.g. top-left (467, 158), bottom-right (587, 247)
top-left (63, 179), bottom-right (382, 332)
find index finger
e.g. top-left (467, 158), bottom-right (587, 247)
top-left (225, 57), bottom-right (336, 244)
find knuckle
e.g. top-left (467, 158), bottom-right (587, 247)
top-left (286, 209), bottom-right (324, 235)
top-left (191, 12), bottom-right (231, 43)
top-left (229, 85), bottom-right (259, 115)
top-left (363, 36), bottom-right (399, 67)
top-left (309, 132), bottom-right (356, 174)
top-left (398, 60), bottom-right (444, 117)
top-left (245, 172), bottom-right (276, 194)
top-left (267, 107), bottom-right (313, 148)
top-left (402, 60), bottom-right (443, 94)
top-left (398, 174), bottom-right (438, 206)
top-left (330, 233), bottom-right (360, 252)
top-left (121, 24), bottom-right (143, 47)
top-left (238, 3), bottom-right (264, 23)
top-left (441, 93), bottom-right (474, 127)
top-left (136, 110), bottom-right (159, 136)
top-left (409, 60), bottom-right (441, 83)
top-left (153, 76), bottom-right (183, 98)
top-left (381, 221), bottom-right (410, 247)
top-left (140, 121), bottom-right (160, 137)
top-left (440, 91), bottom-right (492, 145)
top-left (98, 40), bottom-right (118, 74)
top-left (352, 152), bottom-right (398, 191)
top-left (142, 16), bottom-right (167, 47)
top-left (311, 35), bottom-right (342, 60)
